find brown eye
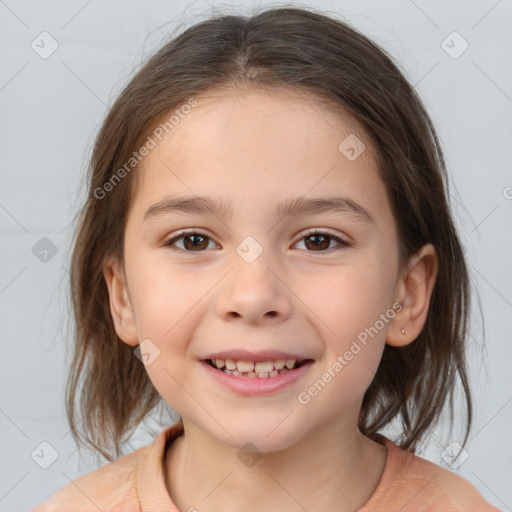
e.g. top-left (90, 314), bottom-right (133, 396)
top-left (165, 231), bottom-right (214, 251)
top-left (295, 231), bottom-right (350, 252)
top-left (304, 233), bottom-right (331, 251)
top-left (164, 229), bottom-right (350, 254)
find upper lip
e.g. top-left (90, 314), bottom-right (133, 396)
top-left (203, 349), bottom-right (312, 362)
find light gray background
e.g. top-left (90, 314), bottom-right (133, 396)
top-left (1, 0), bottom-right (511, 510)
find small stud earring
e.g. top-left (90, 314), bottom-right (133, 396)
top-left (400, 328), bottom-right (406, 335)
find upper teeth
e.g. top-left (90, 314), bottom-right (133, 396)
top-left (213, 359), bottom-right (297, 372)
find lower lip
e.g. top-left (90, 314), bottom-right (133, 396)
top-left (200, 360), bottom-right (314, 396)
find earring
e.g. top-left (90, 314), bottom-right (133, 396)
top-left (400, 328), bottom-right (406, 335)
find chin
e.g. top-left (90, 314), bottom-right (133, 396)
top-left (207, 419), bottom-right (305, 454)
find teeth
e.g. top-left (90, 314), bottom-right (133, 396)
top-left (211, 358), bottom-right (298, 370)
top-left (254, 361), bottom-right (274, 373)
top-left (208, 357), bottom-right (304, 377)
top-left (236, 360), bottom-right (255, 373)
top-left (225, 359), bottom-right (237, 370)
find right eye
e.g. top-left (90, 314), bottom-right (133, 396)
top-left (164, 230), bottom-right (217, 252)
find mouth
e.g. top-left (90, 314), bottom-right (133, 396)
top-left (204, 358), bottom-right (312, 378)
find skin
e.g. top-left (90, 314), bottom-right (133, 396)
top-left (104, 86), bottom-right (438, 512)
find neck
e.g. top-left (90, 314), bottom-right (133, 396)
top-left (165, 416), bottom-right (387, 512)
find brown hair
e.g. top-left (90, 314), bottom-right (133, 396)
top-left (66, 4), bottom-right (477, 462)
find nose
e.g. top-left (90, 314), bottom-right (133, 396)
top-left (216, 253), bottom-right (293, 325)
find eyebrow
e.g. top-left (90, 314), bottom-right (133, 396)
top-left (142, 194), bottom-right (375, 225)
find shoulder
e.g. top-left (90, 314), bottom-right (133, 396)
top-left (363, 435), bottom-right (502, 512)
top-left (29, 445), bottom-right (149, 512)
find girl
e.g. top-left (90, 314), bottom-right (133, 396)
top-left (32, 5), bottom-right (500, 511)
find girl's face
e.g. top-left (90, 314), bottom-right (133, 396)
top-left (108, 87), bottom-right (405, 451)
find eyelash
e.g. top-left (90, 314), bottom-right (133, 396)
top-left (163, 229), bottom-right (351, 254)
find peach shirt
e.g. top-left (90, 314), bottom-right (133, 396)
top-left (31, 423), bottom-right (501, 511)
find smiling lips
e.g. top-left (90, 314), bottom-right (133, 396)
top-left (206, 358), bottom-right (308, 378)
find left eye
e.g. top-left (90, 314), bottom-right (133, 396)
top-left (295, 231), bottom-right (350, 252)
top-left (164, 230), bottom-right (350, 253)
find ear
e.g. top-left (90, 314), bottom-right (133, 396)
top-left (386, 243), bottom-right (438, 347)
top-left (103, 257), bottom-right (139, 346)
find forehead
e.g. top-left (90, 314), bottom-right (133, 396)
top-left (133, 87), bottom-right (389, 223)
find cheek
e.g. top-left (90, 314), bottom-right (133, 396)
top-left (306, 261), bottom-right (393, 381)
top-left (297, 269), bottom-right (391, 414)
top-left (133, 273), bottom-right (202, 413)
top-left (308, 261), bottom-right (392, 334)
top-left (127, 256), bottom-right (204, 337)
